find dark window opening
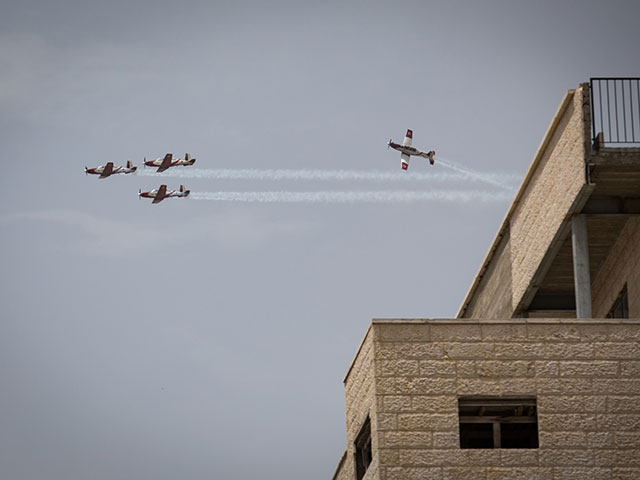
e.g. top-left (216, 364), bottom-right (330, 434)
top-left (458, 396), bottom-right (538, 449)
top-left (607, 284), bottom-right (629, 318)
top-left (354, 416), bottom-right (372, 480)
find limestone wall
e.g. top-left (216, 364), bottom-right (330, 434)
top-left (592, 218), bottom-right (640, 318)
top-left (459, 86), bottom-right (591, 318)
top-left (369, 319), bottom-right (640, 480)
top-left (509, 86), bottom-right (589, 313)
top-left (338, 327), bottom-right (379, 480)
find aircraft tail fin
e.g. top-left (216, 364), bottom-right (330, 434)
top-left (126, 160), bottom-right (134, 169)
top-left (179, 184), bottom-right (185, 192)
top-left (427, 150), bottom-right (435, 165)
top-left (185, 153), bottom-right (190, 161)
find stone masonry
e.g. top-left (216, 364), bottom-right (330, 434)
top-left (333, 319), bottom-right (640, 480)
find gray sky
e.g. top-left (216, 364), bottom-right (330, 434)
top-left (1, 1), bottom-right (639, 478)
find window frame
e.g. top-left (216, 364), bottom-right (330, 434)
top-left (354, 415), bottom-right (372, 480)
top-left (458, 395), bottom-right (539, 449)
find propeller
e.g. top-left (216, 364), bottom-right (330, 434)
top-left (143, 157), bottom-right (146, 168)
top-left (387, 139), bottom-right (392, 149)
top-left (138, 188), bottom-right (142, 199)
top-left (85, 166), bottom-right (88, 175)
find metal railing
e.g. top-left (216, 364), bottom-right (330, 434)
top-left (590, 77), bottom-right (640, 147)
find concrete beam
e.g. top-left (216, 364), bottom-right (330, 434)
top-left (571, 215), bottom-right (592, 318)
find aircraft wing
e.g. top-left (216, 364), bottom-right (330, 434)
top-left (156, 154), bottom-right (173, 172)
top-left (402, 129), bottom-right (413, 147)
top-left (99, 162), bottom-right (114, 178)
top-left (401, 153), bottom-right (410, 170)
top-left (152, 185), bottom-right (168, 203)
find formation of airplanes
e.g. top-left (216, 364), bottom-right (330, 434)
top-left (388, 129), bottom-right (436, 170)
top-left (85, 134), bottom-right (438, 203)
top-left (85, 153), bottom-right (195, 203)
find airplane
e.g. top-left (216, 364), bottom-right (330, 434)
top-left (387, 129), bottom-right (436, 170)
top-left (85, 161), bottom-right (137, 178)
top-left (144, 153), bottom-right (196, 173)
top-left (138, 184), bottom-right (190, 204)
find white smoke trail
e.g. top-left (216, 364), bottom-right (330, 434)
top-left (435, 158), bottom-right (517, 190)
top-left (139, 167), bottom-right (519, 187)
top-left (190, 190), bottom-right (514, 203)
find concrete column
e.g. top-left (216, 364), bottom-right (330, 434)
top-left (571, 215), bottom-right (592, 318)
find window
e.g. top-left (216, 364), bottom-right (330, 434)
top-left (458, 396), bottom-right (538, 449)
top-left (607, 284), bottom-right (629, 318)
top-left (354, 416), bottom-right (372, 480)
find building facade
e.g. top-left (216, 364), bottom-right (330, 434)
top-left (333, 80), bottom-right (640, 480)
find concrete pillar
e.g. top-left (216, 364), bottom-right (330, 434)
top-left (571, 215), bottom-right (592, 318)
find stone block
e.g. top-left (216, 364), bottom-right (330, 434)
top-left (377, 413), bottom-right (397, 431)
top-left (384, 467), bottom-right (442, 480)
top-left (527, 324), bottom-right (582, 341)
top-left (543, 342), bottom-right (594, 359)
top-left (539, 431), bottom-right (587, 448)
top-left (499, 449), bottom-right (538, 466)
top-left (456, 378), bottom-right (503, 395)
top-left (538, 449), bottom-right (594, 466)
top-left (396, 377), bottom-right (457, 395)
top-left (595, 342), bottom-right (640, 359)
top-left (433, 431), bottom-right (460, 449)
top-left (481, 324), bottom-right (528, 341)
top-left (397, 413), bottom-right (458, 431)
top-left (456, 361), bottom-right (476, 377)
top-left (476, 360), bottom-right (535, 378)
top-left (593, 379), bottom-right (640, 395)
top-left (536, 378), bottom-right (593, 394)
top-left (443, 467), bottom-right (487, 480)
top-left (419, 360), bottom-right (456, 377)
top-left (588, 432), bottom-right (614, 449)
top-left (375, 324), bottom-right (430, 342)
top-left (620, 361), bottom-right (640, 377)
top-left (538, 395), bottom-right (605, 413)
top-left (443, 342), bottom-right (495, 359)
top-left (380, 395), bottom-right (412, 413)
top-left (596, 414), bottom-right (640, 431)
top-left (486, 467), bottom-right (552, 480)
top-left (551, 467), bottom-right (612, 480)
top-left (614, 432), bottom-right (640, 448)
top-left (383, 431), bottom-right (432, 448)
top-left (539, 413), bottom-right (596, 431)
top-left (612, 468), bottom-right (640, 480)
top-left (398, 449), bottom-right (468, 467)
top-left (535, 361), bottom-right (559, 377)
top-left (607, 395), bottom-right (640, 413)
top-left (396, 343), bottom-right (444, 359)
top-left (411, 395), bottom-right (457, 413)
top-left (494, 343), bottom-right (545, 359)
top-left (378, 359), bottom-right (420, 377)
top-left (431, 324), bottom-right (482, 341)
top-left (464, 449), bottom-right (502, 466)
top-left (560, 361), bottom-right (619, 377)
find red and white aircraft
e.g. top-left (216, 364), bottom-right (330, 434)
top-left (144, 153), bottom-right (196, 172)
top-left (388, 129), bottom-right (435, 170)
top-left (138, 184), bottom-right (190, 204)
top-left (85, 161), bottom-right (137, 178)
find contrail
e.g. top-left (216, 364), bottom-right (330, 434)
top-left (190, 189), bottom-right (514, 203)
top-left (436, 158), bottom-right (518, 190)
top-left (139, 167), bottom-right (519, 188)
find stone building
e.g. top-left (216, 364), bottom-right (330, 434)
top-left (333, 79), bottom-right (640, 480)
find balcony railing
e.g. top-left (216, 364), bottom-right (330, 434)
top-left (590, 77), bottom-right (640, 148)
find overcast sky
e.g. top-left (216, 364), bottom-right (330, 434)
top-left (1, 1), bottom-right (639, 479)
